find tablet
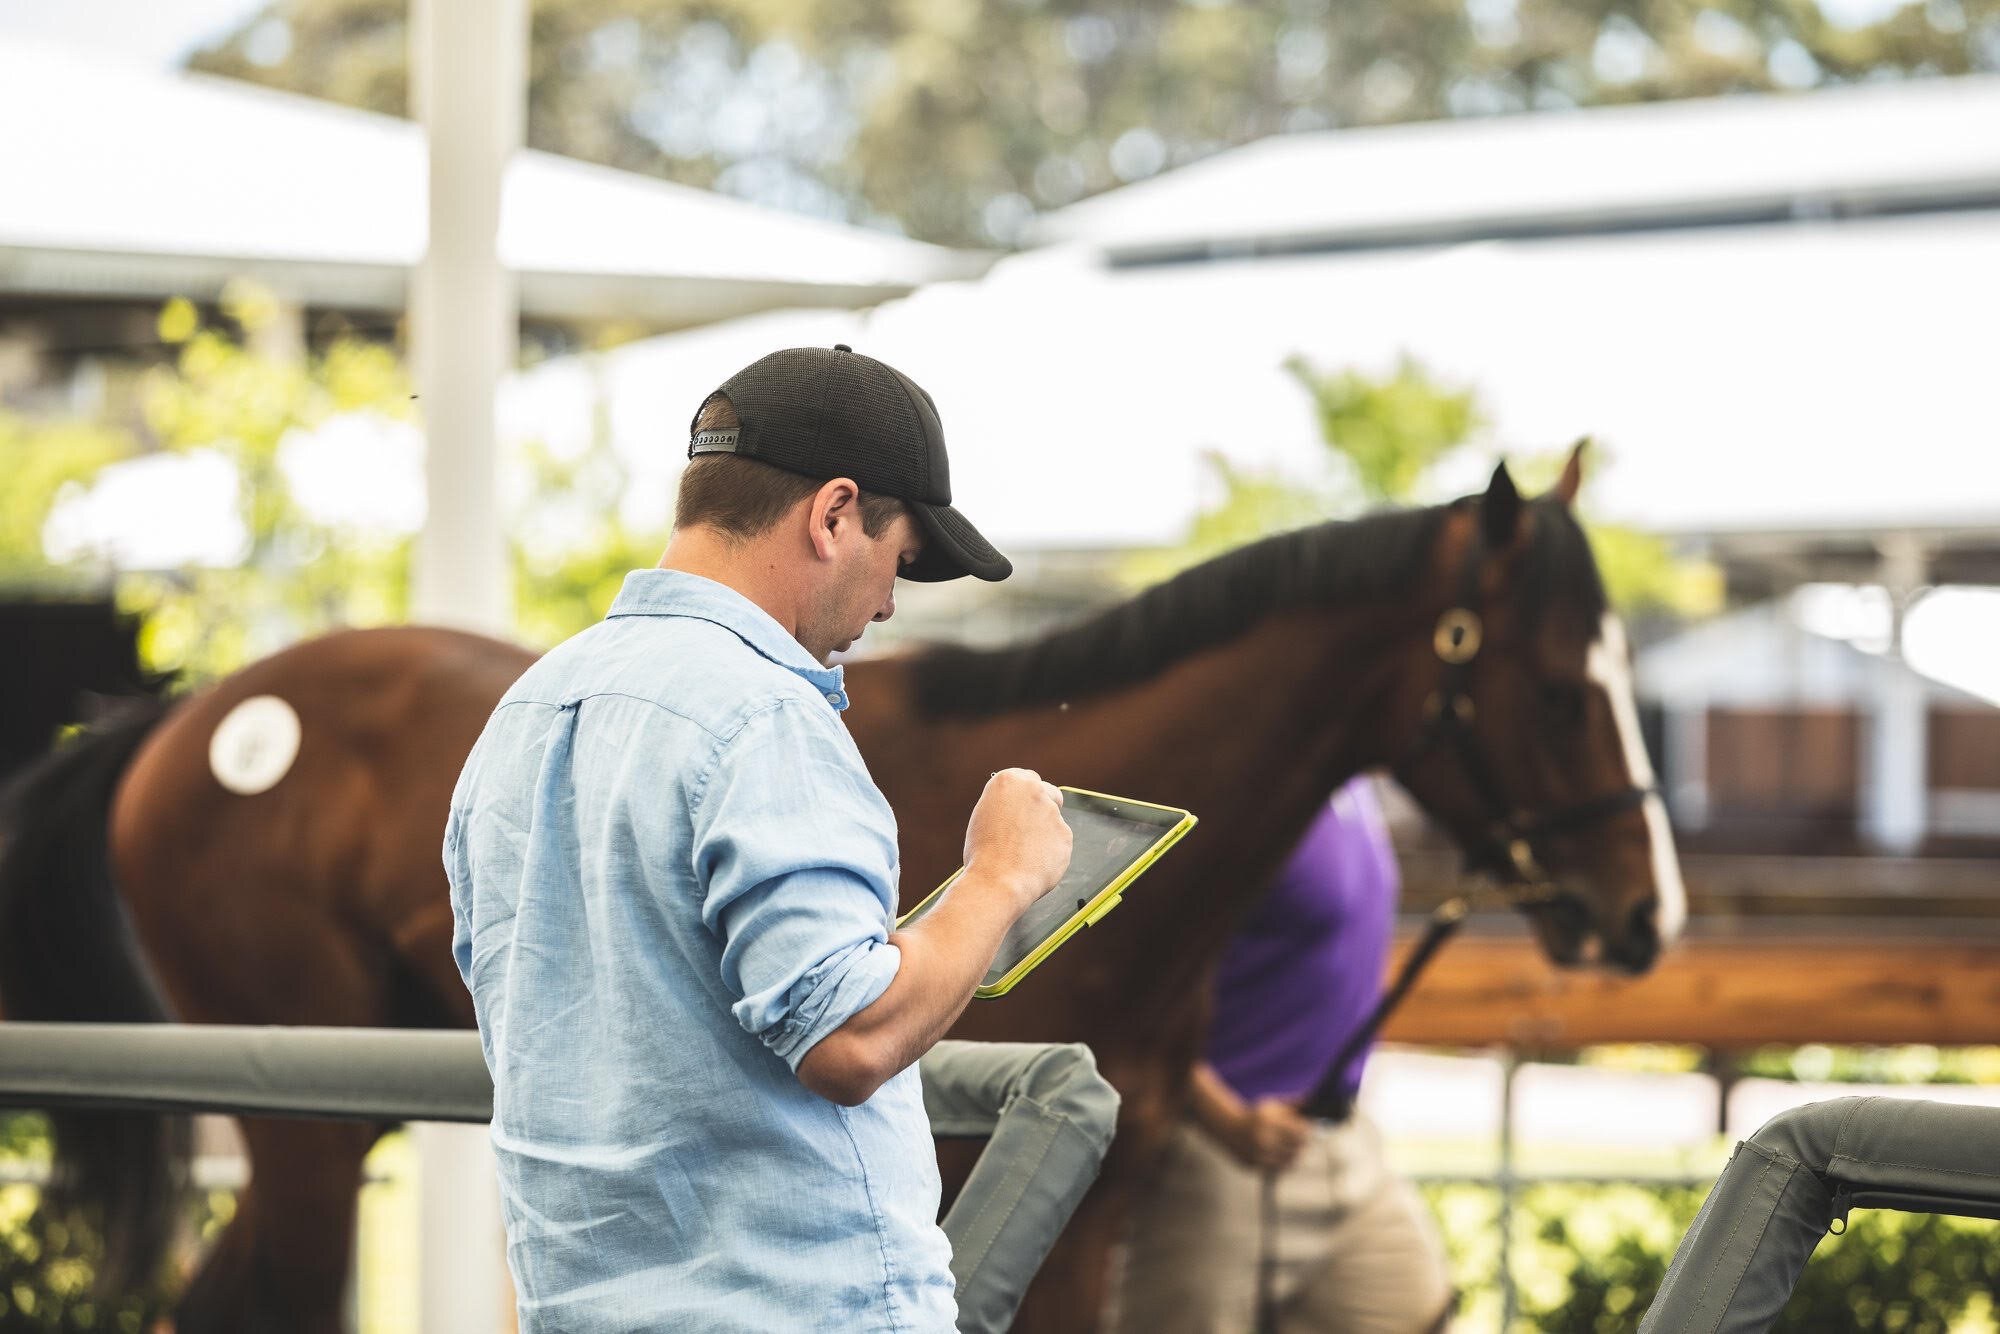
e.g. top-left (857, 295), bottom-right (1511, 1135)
top-left (896, 787), bottom-right (1196, 998)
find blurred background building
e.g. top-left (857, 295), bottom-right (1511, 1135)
top-left (3, 0), bottom-right (1998, 1328)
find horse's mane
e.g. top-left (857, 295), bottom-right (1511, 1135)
top-left (909, 495), bottom-right (1605, 720)
top-left (1516, 496), bottom-right (1610, 639)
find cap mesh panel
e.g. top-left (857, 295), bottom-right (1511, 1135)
top-left (715, 348), bottom-right (941, 501)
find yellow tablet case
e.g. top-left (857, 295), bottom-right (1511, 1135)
top-left (896, 786), bottom-right (1197, 998)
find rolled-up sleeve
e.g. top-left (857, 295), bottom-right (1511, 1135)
top-left (689, 698), bottom-right (905, 1070)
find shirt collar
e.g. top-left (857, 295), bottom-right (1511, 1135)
top-left (607, 569), bottom-right (850, 710)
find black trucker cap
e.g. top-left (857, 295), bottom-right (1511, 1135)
top-left (689, 344), bottom-right (1011, 582)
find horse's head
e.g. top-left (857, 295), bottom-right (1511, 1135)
top-left (1390, 446), bottom-right (1685, 974)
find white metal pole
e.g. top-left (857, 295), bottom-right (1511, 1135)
top-left (1863, 534), bottom-right (1929, 854)
top-left (414, 1116), bottom-right (513, 1333)
top-left (411, 0), bottom-right (522, 636)
top-left (411, 2), bottom-right (525, 1330)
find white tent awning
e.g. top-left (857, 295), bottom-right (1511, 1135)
top-left (0, 43), bottom-right (988, 324)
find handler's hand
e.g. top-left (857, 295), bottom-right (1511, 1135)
top-left (964, 769), bottom-right (1072, 912)
top-left (1223, 1098), bottom-right (1312, 1173)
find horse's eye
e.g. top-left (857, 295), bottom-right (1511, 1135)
top-left (1540, 682), bottom-right (1588, 729)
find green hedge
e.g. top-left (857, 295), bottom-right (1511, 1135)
top-left (0, 1112), bottom-right (220, 1333)
top-left (1424, 1180), bottom-right (2000, 1332)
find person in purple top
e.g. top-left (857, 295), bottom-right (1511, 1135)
top-left (1110, 777), bottom-right (1453, 1334)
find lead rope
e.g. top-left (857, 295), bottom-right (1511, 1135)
top-left (1256, 1170), bottom-right (1281, 1334)
top-left (1253, 895), bottom-right (1474, 1333)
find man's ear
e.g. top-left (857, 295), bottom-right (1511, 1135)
top-left (807, 478), bottom-right (861, 560)
top-left (1480, 461), bottom-right (1524, 550)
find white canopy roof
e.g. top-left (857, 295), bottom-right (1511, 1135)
top-left (0, 42), bottom-right (985, 325)
top-left (1036, 75), bottom-right (2000, 261)
top-left (523, 205), bottom-right (1999, 548)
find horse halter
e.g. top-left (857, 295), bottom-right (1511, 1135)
top-left (1265, 507), bottom-right (1667, 1334)
top-left (1264, 510), bottom-right (1664, 1334)
top-left (1393, 507), bottom-right (1656, 899)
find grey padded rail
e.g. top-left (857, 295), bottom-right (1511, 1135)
top-left (0, 1025), bottom-right (1120, 1331)
top-left (0, 1023), bottom-right (494, 1122)
top-left (1641, 1097), bottom-right (2000, 1334)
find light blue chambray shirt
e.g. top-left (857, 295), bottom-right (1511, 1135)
top-left (445, 569), bottom-right (957, 1333)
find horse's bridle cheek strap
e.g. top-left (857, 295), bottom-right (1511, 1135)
top-left (1396, 508), bottom-right (1655, 895)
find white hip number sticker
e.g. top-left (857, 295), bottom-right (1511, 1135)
top-left (208, 694), bottom-right (302, 796)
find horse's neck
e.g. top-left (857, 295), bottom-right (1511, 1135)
top-left (1087, 607), bottom-right (1418, 966)
top-left (1108, 606), bottom-right (1405, 797)
top-left (879, 601), bottom-right (1426, 1016)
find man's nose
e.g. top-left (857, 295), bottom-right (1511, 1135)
top-left (873, 592), bottom-right (896, 623)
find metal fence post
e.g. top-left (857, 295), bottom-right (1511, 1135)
top-left (1498, 1048), bottom-right (1520, 1332)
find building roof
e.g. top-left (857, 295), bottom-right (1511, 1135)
top-left (516, 77), bottom-right (2000, 550)
top-left (1035, 75), bottom-right (2000, 262)
top-left (1635, 597), bottom-right (1994, 709)
top-left (1681, 521), bottom-right (2000, 603)
top-left (0, 43), bottom-right (987, 326)
top-left (536, 202), bottom-right (2000, 549)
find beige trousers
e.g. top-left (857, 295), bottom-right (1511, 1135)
top-left (1108, 1112), bottom-right (1452, 1334)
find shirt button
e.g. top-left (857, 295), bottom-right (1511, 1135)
top-left (826, 692), bottom-right (842, 705)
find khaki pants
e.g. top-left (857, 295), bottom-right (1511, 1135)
top-left (1109, 1112), bottom-right (1451, 1334)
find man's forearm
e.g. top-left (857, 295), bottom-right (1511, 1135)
top-left (1187, 1062), bottom-right (1249, 1142)
top-left (796, 871), bottom-right (1028, 1103)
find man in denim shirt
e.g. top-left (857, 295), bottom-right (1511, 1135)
top-left (446, 345), bottom-right (1081, 1331)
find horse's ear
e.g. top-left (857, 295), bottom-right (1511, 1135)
top-left (1480, 461), bottom-right (1524, 549)
top-left (1550, 437), bottom-right (1587, 508)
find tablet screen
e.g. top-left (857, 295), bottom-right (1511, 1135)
top-left (902, 793), bottom-right (1188, 991)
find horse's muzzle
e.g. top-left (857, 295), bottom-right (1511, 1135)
top-left (1601, 899), bottom-right (1663, 975)
top-left (1527, 891), bottom-right (1660, 975)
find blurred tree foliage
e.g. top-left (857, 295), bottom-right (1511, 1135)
top-left (188, 0), bottom-right (2000, 247)
top-left (0, 420), bottom-right (130, 585)
top-left (511, 435), bottom-right (672, 650)
top-left (0, 1109), bottom-right (232, 1334)
top-left (0, 1195), bottom-right (173, 1334)
top-left (1, 1110), bottom-right (160, 1334)
top-left (1289, 355), bottom-right (1481, 503)
top-left (1129, 352), bottom-right (1720, 615)
top-left (1, 293), bottom-right (660, 685)
top-left (1739, 1042), bottom-right (2000, 1085)
top-left (0, 287), bottom-right (414, 681)
top-left (117, 292), bottom-right (416, 681)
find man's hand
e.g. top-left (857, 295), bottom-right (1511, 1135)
top-left (1221, 1097), bottom-right (1313, 1173)
top-left (963, 769), bottom-right (1072, 911)
top-left (797, 769), bottom-right (1071, 1106)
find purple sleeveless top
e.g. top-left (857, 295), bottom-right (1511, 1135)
top-left (1204, 777), bottom-right (1398, 1104)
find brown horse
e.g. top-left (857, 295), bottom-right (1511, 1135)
top-left (0, 455), bottom-right (1682, 1331)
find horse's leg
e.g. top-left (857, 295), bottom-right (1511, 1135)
top-left (175, 1118), bottom-right (380, 1334)
top-left (385, 895), bottom-right (478, 1029)
top-left (118, 853), bottom-right (394, 1330)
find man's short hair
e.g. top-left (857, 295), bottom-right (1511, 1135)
top-left (677, 395), bottom-right (908, 541)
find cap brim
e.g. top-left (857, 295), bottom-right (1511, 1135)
top-left (903, 502), bottom-right (1012, 582)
